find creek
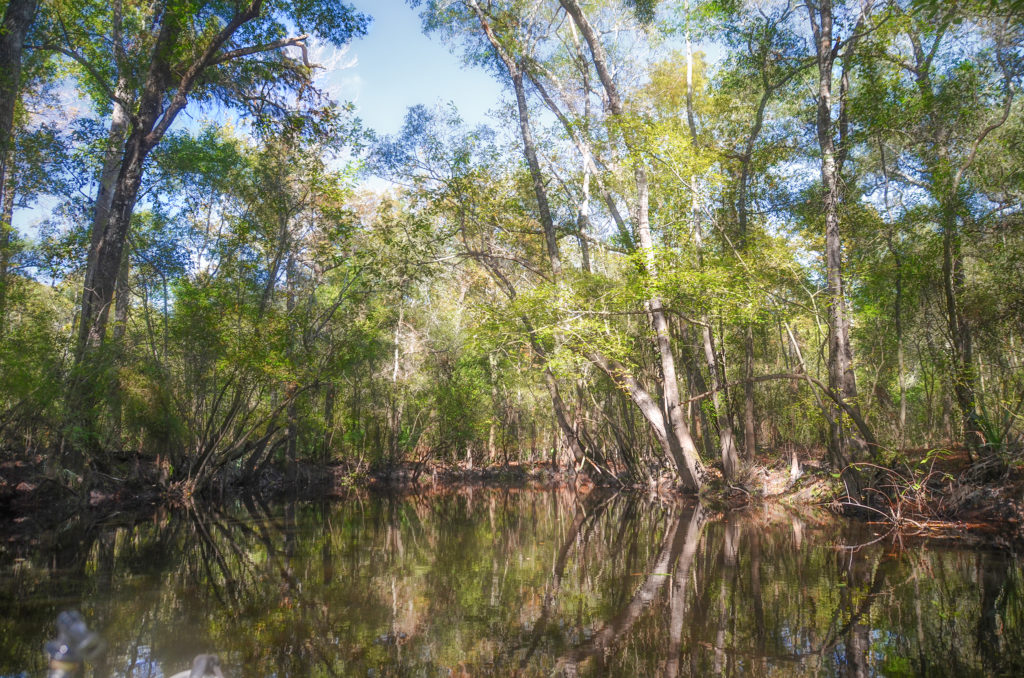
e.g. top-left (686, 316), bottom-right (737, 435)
top-left (1, 488), bottom-right (1021, 676)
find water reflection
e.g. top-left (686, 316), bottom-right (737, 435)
top-left (1, 489), bottom-right (1021, 677)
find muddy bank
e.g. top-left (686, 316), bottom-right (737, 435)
top-left (3, 448), bottom-right (1023, 550)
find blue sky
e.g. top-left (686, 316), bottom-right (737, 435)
top-left (338, 0), bottom-right (505, 136)
top-left (13, 0), bottom-right (504, 234)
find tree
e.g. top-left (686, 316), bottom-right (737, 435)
top-left (803, 0), bottom-right (876, 486)
top-left (0, 0), bottom-right (39, 202)
top-left (410, 0), bottom-right (708, 488)
top-left (558, 0), bottom-right (707, 489)
top-left (57, 0), bottom-right (368, 365)
top-left (858, 2), bottom-right (1022, 452)
top-left (43, 0), bottom-right (368, 456)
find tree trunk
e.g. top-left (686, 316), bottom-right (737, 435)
top-left (322, 382), bottom-right (336, 464)
top-left (111, 249), bottom-right (131, 344)
top-left (941, 200), bottom-right (983, 451)
top-left (511, 73), bottom-right (562, 277)
top-left (880, 142), bottom-right (907, 447)
top-left (0, 0), bottom-right (37, 340)
top-left (109, 246), bottom-right (132, 446)
top-left (680, 324), bottom-right (715, 459)
top-left (76, 0), bottom-right (265, 363)
top-left (702, 324), bottom-right (739, 479)
top-left (520, 306), bottom-right (587, 467)
top-left (686, 0), bottom-right (746, 474)
top-left (470, 3), bottom-right (590, 470)
top-left (82, 82), bottom-right (131, 313)
top-left (577, 158), bottom-right (592, 274)
top-left (77, 140), bottom-right (147, 358)
top-left (487, 352), bottom-right (499, 464)
top-left (389, 301), bottom-right (404, 461)
top-left (0, 0), bottom-right (37, 197)
top-left (586, 350), bottom-right (705, 486)
top-left (743, 327), bottom-right (757, 459)
top-left (560, 0), bottom-right (705, 491)
top-left (805, 0), bottom-right (868, 488)
top-left (0, 166), bottom-right (14, 339)
top-left (285, 252), bottom-right (298, 484)
top-left (470, 0), bottom-right (562, 278)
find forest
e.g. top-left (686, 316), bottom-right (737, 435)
top-left (0, 0), bottom-right (1023, 524)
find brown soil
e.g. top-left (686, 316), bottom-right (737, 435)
top-left (776, 445), bottom-right (1024, 548)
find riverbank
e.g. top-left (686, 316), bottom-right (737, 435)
top-left (2, 447), bottom-right (1023, 549)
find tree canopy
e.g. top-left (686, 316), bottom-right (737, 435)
top-left (0, 0), bottom-right (1022, 501)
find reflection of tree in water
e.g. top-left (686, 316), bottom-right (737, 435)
top-left (555, 503), bottom-right (708, 677)
top-left (1, 491), bottom-right (1023, 677)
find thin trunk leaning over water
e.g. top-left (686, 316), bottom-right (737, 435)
top-left (469, 0), bottom-right (588, 469)
top-left (559, 0), bottom-right (706, 491)
top-left (469, 0), bottom-right (561, 278)
top-left (526, 67), bottom-right (634, 251)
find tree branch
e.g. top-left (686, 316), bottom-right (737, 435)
top-left (211, 34), bottom-right (310, 67)
top-left (145, 0), bottom-right (264, 149)
top-left (28, 43), bottom-right (133, 109)
top-left (686, 371), bottom-right (880, 451)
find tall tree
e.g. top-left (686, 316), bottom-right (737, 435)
top-left (873, 4), bottom-right (1020, 451)
top-left (65, 0), bottom-right (368, 365)
top-left (413, 0), bottom-right (708, 487)
top-left (52, 0), bottom-right (368, 450)
top-left (712, 1), bottom-right (803, 461)
top-left (464, 0), bottom-right (590, 468)
top-left (558, 0), bottom-right (707, 489)
top-left (804, 0), bottom-right (874, 483)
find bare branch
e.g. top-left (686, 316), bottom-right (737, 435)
top-left (211, 35), bottom-right (310, 66)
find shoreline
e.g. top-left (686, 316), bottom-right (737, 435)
top-left (2, 452), bottom-right (1022, 550)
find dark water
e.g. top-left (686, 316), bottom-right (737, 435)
top-left (1, 489), bottom-right (1021, 677)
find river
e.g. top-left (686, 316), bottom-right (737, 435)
top-left (1, 488), bottom-right (1020, 676)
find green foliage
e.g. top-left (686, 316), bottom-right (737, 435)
top-left (0, 0), bottom-right (1022, 494)
top-left (0, 281), bottom-right (69, 446)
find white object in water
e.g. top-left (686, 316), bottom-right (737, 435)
top-left (168, 654), bottom-right (223, 678)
